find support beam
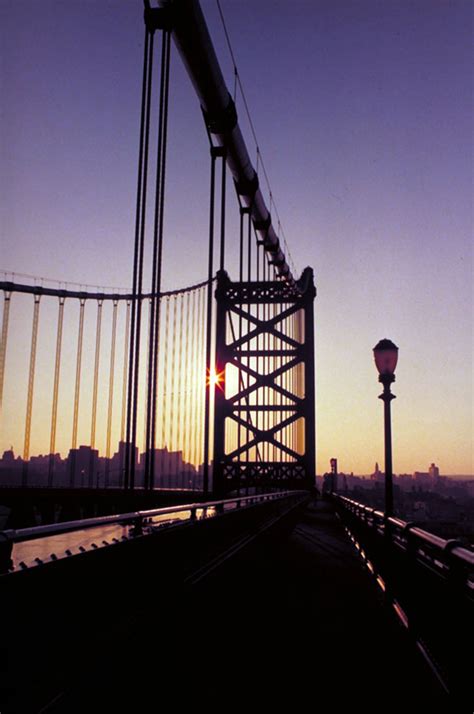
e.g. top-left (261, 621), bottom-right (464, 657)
top-left (213, 269), bottom-right (316, 495)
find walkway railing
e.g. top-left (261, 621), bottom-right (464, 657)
top-left (333, 494), bottom-right (474, 594)
top-left (0, 490), bottom-right (306, 574)
top-left (333, 493), bottom-right (473, 698)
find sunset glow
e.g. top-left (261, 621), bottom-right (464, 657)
top-left (1, 1), bottom-right (472, 476)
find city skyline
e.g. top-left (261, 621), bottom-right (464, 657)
top-left (1, 1), bottom-right (472, 475)
top-left (1, 442), bottom-right (471, 481)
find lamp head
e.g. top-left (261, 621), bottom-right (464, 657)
top-left (373, 339), bottom-right (399, 377)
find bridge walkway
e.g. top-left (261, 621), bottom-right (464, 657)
top-left (46, 499), bottom-right (445, 711)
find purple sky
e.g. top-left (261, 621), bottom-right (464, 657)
top-left (1, 0), bottom-right (472, 474)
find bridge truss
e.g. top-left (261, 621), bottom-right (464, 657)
top-left (214, 269), bottom-right (316, 492)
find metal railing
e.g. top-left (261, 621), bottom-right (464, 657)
top-left (333, 494), bottom-right (474, 595)
top-left (0, 490), bottom-right (306, 574)
top-left (333, 494), bottom-right (474, 697)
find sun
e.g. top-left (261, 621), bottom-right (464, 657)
top-left (207, 366), bottom-right (225, 390)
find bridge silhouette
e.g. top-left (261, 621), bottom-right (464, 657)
top-left (0, 0), bottom-right (472, 710)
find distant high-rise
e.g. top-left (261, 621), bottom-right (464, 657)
top-left (371, 462), bottom-right (384, 483)
top-left (66, 445), bottom-right (99, 487)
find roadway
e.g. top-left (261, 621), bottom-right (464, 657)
top-left (42, 498), bottom-right (447, 711)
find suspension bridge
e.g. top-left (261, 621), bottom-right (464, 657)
top-left (0, 0), bottom-right (472, 710)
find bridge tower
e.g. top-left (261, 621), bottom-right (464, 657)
top-left (213, 268), bottom-right (316, 494)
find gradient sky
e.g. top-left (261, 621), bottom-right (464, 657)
top-left (1, 0), bottom-right (472, 475)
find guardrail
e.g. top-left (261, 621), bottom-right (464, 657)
top-left (333, 494), bottom-right (474, 595)
top-left (0, 490), bottom-right (305, 574)
top-left (332, 493), bottom-right (473, 698)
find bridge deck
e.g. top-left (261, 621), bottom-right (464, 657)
top-left (44, 499), bottom-right (444, 710)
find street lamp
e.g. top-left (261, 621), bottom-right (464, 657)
top-left (373, 339), bottom-right (398, 517)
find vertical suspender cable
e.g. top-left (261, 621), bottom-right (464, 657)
top-left (161, 296), bottom-right (170, 469)
top-left (146, 29), bottom-right (171, 490)
top-left (247, 205), bottom-right (252, 282)
top-left (246, 210), bottom-right (251, 467)
top-left (189, 289), bottom-right (197, 486)
top-left (256, 244), bottom-right (261, 461)
top-left (278, 302), bottom-right (282, 461)
top-left (291, 312), bottom-right (299, 453)
top-left (175, 293), bottom-right (183, 479)
top-left (130, 28), bottom-right (155, 491)
top-left (169, 295), bottom-right (177, 462)
top-left (238, 206), bottom-right (244, 480)
top-left (282, 305), bottom-right (285, 461)
top-left (299, 307), bottom-right (305, 456)
top-left (287, 307), bottom-right (290, 461)
top-left (203, 151), bottom-right (216, 495)
top-left (272, 292), bottom-right (275, 464)
top-left (172, 295), bottom-right (180, 485)
top-left (155, 300), bottom-right (163, 482)
top-left (291, 308), bottom-right (294, 461)
top-left (256, 241), bottom-right (260, 284)
top-left (266, 256), bottom-right (271, 464)
top-left (191, 288), bottom-right (200, 479)
top-left (265, 253), bottom-right (269, 465)
top-left (143, 299), bottom-right (153, 486)
top-left (250, 241), bottom-right (262, 465)
top-left (291, 311), bottom-right (299, 453)
top-left (145, 297), bottom-right (153, 488)
top-left (70, 298), bottom-right (86, 487)
top-left (296, 307), bottom-right (300, 456)
top-left (151, 30), bottom-right (171, 489)
top-left (0, 291), bottom-right (11, 415)
top-left (195, 288), bottom-right (202, 483)
top-left (263, 256), bottom-right (266, 464)
top-left (48, 296), bottom-right (65, 487)
top-left (284, 304), bottom-right (287, 460)
top-left (120, 300), bottom-right (131, 486)
top-left (143, 298), bottom-right (156, 489)
top-left (126, 28), bottom-right (149, 489)
top-left (22, 294), bottom-right (40, 486)
top-left (183, 290), bottom-right (192, 482)
top-left (200, 285), bottom-right (207, 483)
top-left (89, 299), bottom-right (103, 487)
top-left (121, 300), bottom-right (131, 444)
top-left (105, 299), bottom-right (118, 487)
top-left (126, 26), bottom-right (153, 490)
top-left (219, 152), bottom-right (227, 271)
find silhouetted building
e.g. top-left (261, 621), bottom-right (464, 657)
top-left (371, 462), bottom-right (384, 484)
top-left (396, 473), bottom-right (414, 492)
top-left (66, 446), bottom-right (99, 487)
top-left (139, 447), bottom-right (198, 489)
top-left (414, 471), bottom-right (431, 489)
top-left (107, 441), bottom-right (138, 488)
top-left (0, 449), bottom-right (22, 485)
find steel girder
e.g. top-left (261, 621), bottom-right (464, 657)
top-left (213, 269), bottom-right (316, 494)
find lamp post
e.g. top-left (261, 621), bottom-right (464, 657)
top-left (373, 339), bottom-right (398, 518)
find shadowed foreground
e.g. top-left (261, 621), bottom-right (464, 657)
top-left (43, 499), bottom-right (447, 711)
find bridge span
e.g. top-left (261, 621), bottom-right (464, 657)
top-left (1, 492), bottom-right (471, 710)
top-left (1, 0), bottom-right (472, 709)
